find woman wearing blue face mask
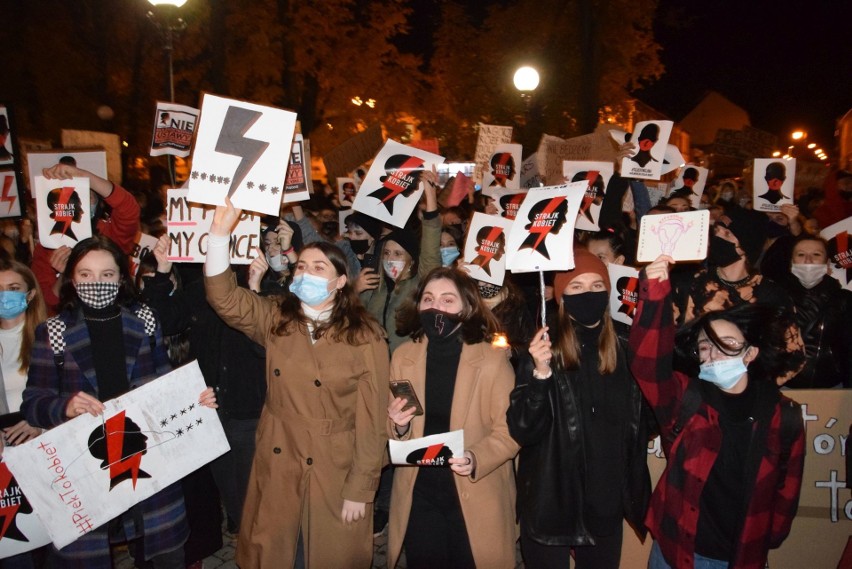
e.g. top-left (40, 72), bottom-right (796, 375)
top-left (205, 201), bottom-right (390, 569)
top-left (0, 259), bottom-right (46, 449)
top-left (629, 255), bottom-right (806, 569)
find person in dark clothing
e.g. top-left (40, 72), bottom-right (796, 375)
top-left (507, 248), bottom-right (651, 569)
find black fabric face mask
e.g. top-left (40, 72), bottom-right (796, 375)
top-left (419, 309), bottom-right (461, 340)
top-left (708, 235), bottom-right (741, 268)
top-left (349, 238), bottom-right (370, 255)
top-left (561, 290), bottom-right (608, 327)
top-left (321, 221), bottom-right (339, 237)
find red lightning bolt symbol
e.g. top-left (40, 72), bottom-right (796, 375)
top-left (105, 411), bottom-right (143, 489)
top-left (836, 232), bottom-right (851, 269)
top-left (421, 444), bottom-right (445, 463)
top-left (0, 176), bottom-right (15, 214)
top-left (528, 197), bottom-right (567, 252)
top-left (474, 226), bottom-right (504, 269)
top-left (579, 170), bottom-right (600, 214)
top-left (379, 156), bottom-right (424, 202)
top-left (54, 186), bottom-right (76, 235)
top-left (0, 463), bottom-right (21, 538)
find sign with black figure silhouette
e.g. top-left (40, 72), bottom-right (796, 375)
top-left (351, 139), bottom-right (444, 228)
top-left (283, 134), bottom-right (311, 203)
top-left (3, 361), bottom-right (229, 549)
top-left (753, 158), bottom-right (795, 213)
top-left (0, 107), bottom-right (14, 167)
top-left (606, 263), bottom-right (641, 326)
top-left (462, 212), bottom-right (512, 286)
top-left (34, 176), bottom-right (92, 248)
top-left (0, 171), bottom-right (22, 218)
top-left (636, 210), bottom-right (710, 263)
top-left (505, 182), bottom-right (585, 273)
top-left (389, 429), bottom-right (464, 466)
top-left (610, 120), bottom-right (674, 181)
top-left (820, 216), bottom-right (852, 290)
top-left (188, 94), bottom-right (297, 216)
top-left (0, 461), bottom-right (51, 559)
top-left (482, 143), bottom-right (522, 190)
top-left (150, 101), bottom-right (199, 158)
top-left (669, 165), bottom-right (709, 209)
top-left (562, 160), bottom-right (614, 232)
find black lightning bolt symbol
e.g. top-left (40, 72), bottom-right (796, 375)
top-left (215, 106), bottom-right (269, 199)
top-left (434, 313), bottom-right (445, 335)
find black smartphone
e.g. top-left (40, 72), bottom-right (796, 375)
top-left (362, 252), bottom-right (380, 272)
top-left (389, 380), bottom-right (424, 416)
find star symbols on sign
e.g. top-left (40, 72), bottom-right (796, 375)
top-left (170, 413), bottom-right (178, 421)
top-left (208, 173), bottom-right (216, 181)
top-left (217, 176), bottom-right (224, 184)
top-left (191, 171), bottom-right (199, 180)
top-left (271, 187), bottom-right (280, 195)
top-left (196, 418), bottom-right (203, 426)
top-left (176, 428), bottom-right (184, 437)
top-left (186, 423), bottom-right (194, 432)
top-left (246, 181), bottom-right (255, 189)
top-left (259, 184), bottom-right (267, 192)
top-left (188, 403), bottom-right (195, 411)
top-left (160, 419), bottom-right (168, 428)
top-left (224, 177), bottom-right (231, 185)
top-left (180, 408), bottom-right (187, 416)
top-left (200, 173), bottom-right (207, 181)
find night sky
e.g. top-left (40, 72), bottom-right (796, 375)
top-left (635, 0), bottom-right (851, 151)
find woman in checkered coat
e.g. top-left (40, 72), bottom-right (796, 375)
top-left (22, 236), bottom-right (217, 569)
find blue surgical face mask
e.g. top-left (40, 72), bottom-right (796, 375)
top-left (440, 246), bottom-right (460, 266)
top-left (289, 273), bottom-right (334, 307)
top-left (0, 291), bottom-right (28, 320)
top-left (698, 356), bottom-right (748, 390)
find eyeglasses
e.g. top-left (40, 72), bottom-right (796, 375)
top-left (694, 338), bottom-right (747, 360)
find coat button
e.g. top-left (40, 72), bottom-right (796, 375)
top-left (273, 447), bottom-right (281, 454)
top-left (274, 369), bottom-right (281, 376)
top-left (314, 379), bottom-right (321, 387)
top-left (306, 458), bottom-right (313, 465)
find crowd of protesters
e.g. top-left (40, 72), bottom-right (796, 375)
top-left (0, 141), bottom-right (847, 569)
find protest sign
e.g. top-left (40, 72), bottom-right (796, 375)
top-left (668, 165), bottom-right (709, 209)
top-left (445, 172), bottom-right (472, 207)
top-left (283, 133), bottom-right (310, 203)
top-left (34, 176), bottom-right (92, 248)
top-left (505, 182), bottom-right (585, 273)
top-left (351, 139), bottom-right (444, 228)
top-left (322, 123), bottom-right (384, 182)
top-left (462, 213), bottom-right (513, 286)
top-left (0, 460), bottom-right (52, 559)
top-left (636, 210), bottom-right (710, 263)
top-left (389, 430), bottom-right (464, 467)
top-left (0, 106), bottom-right (15, 167)
top-left (753, 158), bottom-right (795, 212)
top-left (821, 216), bottom-right (852, 290)
top-left (660, 143), bottom-right (685, 175)
top-left (60, 130), bottom-right (122, 185)
top-left (0, 171), bottom-right (22, 218)
top-left (537, 128), bottom-right (618, 184)
top-left (482, 143), bottom-right (522, 189)
top-left (337, 177), bottom-right (358, 208)
top-left (128, 233), bottom-right (160, 278)
top-left (520, 153), bottom-right (543, 189)
top-left (188, 94), bottom-right (297, 216)
top-left (563, 160), bottom-right (614, 231)
top-left (606, 263), bottom-right (640, 326)
top-left (166, 188), bottom-right (260, 264)
top-left (26, 149), bottom-right (107, 191)
top-left (473, 124), bottom-right (512, 184)
top-left (4, 361), bottom-right (229, 550)
top-left (485, 188), bottom-right (527, 221)
top-left (615, 120), bottom-right (674, 180)
top-left (150, 102), bottom-right (199, 157)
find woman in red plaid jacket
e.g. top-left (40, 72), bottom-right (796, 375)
top-left (629, 255), bottom-right (805, 569)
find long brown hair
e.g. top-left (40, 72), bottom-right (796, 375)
top-left (551, 302), bottom-right (618, 375)
top-left (396, 267), bottom-right (500, 344)
top-left (0, 258), bottom-right (47, 373)
top-left (272, 242), bottom-right (383, 344)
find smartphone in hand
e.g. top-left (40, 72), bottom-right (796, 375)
top-left (389, 380), bottom-right (424, 416)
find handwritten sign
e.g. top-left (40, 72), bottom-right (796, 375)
top-left (473, 124), bottom-right (512, 184)
top-left (128, 233), bottom-right (160, 278)
top-left (636, 210), bottom-right (710, 263)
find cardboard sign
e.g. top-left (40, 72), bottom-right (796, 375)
top-left (0, 106), bottom-right (15, 167)
top-left (606, 263), bottom-right (641, 326)
top-left (150, 102), bottom-right (199, 158)
top-left (668, 165), bottom-right (709, 209)
top-left (473, 124), bottom-right (513, 184)
top-left (505, 182), bottom-right (585, 273)
top-left (322, 123), bottom-right (384, 182)
top-left (482, 143), bottom-right (522, 189)
top-left (337, 177), bottom-right (358, 208)
top-left (612, 121), bottom-right (674, 180)
top-left (389, 430), bottom-right (464, 466)
top-left (26, 149), bottom-right (107, 191)
top-left (188, 94), bottom-right (297, 216)
top-left (128, 233), bottom-right (160, 278)
top-left (462, 213), bottom-right (513, 286)
top-left (753, 158), bottom-right (796, 212)
top-left (166, 188), bottom-right (260, 264)
top-left (636, 210), bottom-right (710, 263)
top-left (563, 160), bottom-right (614, 231)
top-left (0, 171), bottom-right (22, 218)
top-left (0, 461), bottom-right (52, 559)
top-left (537, 128), bottom-right (619, 184)
top-left (34, 176), bottom-right (92, 248)
top-left (4, 361), bottom-right (230, 550)
top-left (283, 134), bottom-right (310, 203)
top-left (820, 216), bottom-right (852, 290)
top-left (520, 152), bottom-right (544, 189)
top-left (351, 139), bottom-right (444, 228)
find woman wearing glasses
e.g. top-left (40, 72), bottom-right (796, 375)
top-left (629, 255), bottom-right (805, 569)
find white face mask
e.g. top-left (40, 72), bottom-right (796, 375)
top-left (790, 263), bottom-right (828, 289)
top-left (266, 253), bottom-right (287, 273)
top-left (383, 260), bottom-right (406, 280)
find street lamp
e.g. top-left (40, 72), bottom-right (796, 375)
top-left (513, 66), bottom-right (539, 153)
top-left (148, 0), bottom-right (188, 103)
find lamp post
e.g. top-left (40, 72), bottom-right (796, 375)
top-left (513, 66), bottom-right (540, 153)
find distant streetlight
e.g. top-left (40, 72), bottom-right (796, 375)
top-left (772, 151), bottom-right (781, 157)
top-left (807, 143), bottom-right (816, 149)
top-left (513, 66), bottom-right (540, 93)
top-left (791, 130), bottom-right (807, 141)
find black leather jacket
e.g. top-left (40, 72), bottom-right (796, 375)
top-left (507, 342), bottom-right (651, 546)
top-left (781, 274), bottom-right (852, 388)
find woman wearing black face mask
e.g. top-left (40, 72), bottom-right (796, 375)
top-left (507, 248), bottom-right (651, 569)
top-left (386, 267), bottom-right (519, 569)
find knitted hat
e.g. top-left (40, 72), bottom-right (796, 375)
top-left (344, 211), bottom-right (383, 240)
top-left (552, 247), bottom-right (611, 302)
top-left (383, 228), bottom-right (419, 266)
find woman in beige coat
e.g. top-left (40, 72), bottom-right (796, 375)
top-left (205, 202), bottom-right (389, 568)
top-left (387, 267), bottom-right (519, 568)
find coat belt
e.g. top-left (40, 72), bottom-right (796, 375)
top-left (268, 406), bottom-right (355, 435)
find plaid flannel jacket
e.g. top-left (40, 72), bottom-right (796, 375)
top-left (22, 305), bottom-right (188, 568)
top-left (628, 275), bottom-right (805, 569)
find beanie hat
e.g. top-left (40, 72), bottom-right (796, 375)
top-left (553, 247), bottom-right (610, 302)
top-left (344, 211), bottom-right (383, 240)
top-left (383, 228), bottom-right (420, 267)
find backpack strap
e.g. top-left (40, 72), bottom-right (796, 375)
top-left (45, 316), bottom-right (67, 370)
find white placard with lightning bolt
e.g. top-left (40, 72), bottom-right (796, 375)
top-left (0, 171), bottom-right (22, 218)
top-left (188, 94), bottom-right (297, 216)
top-left (3, 361), bottom-right (229, 550)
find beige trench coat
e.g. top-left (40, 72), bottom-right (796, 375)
top-left (387, 339), bottom-right (520, 568)
top-left (205, 270), bottom-right (389, 568)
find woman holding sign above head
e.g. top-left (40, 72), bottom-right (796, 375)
top-left (386, 266), bottom-right (519, 569)
top-left (22, 235), bottom-right (217, 569)
top-left (507, 247), bottom-right (652, 569)
top-left (204, 199), bottom-right (389, 569)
